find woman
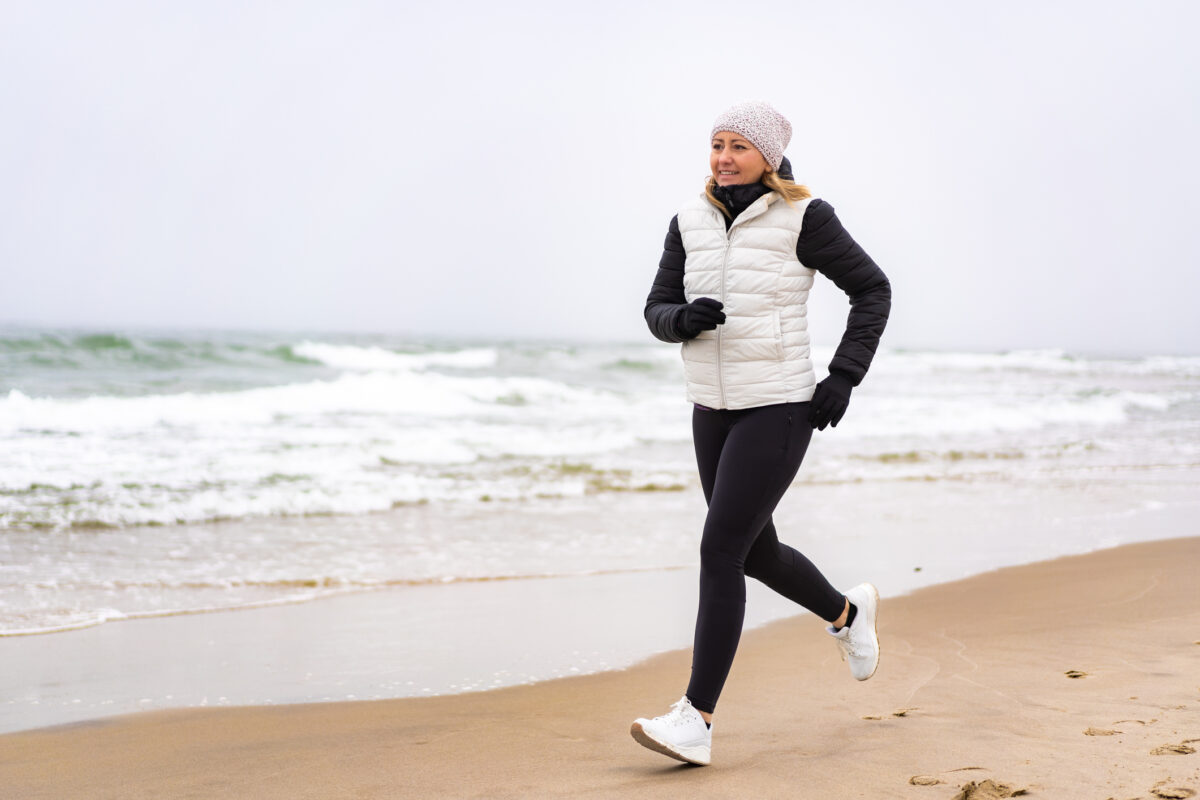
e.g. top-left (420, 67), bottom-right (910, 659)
top-left (631, 101), bottom-right (892, 766)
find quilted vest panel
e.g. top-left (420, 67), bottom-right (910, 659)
top-left (676, 192), bottom-right (818, 409)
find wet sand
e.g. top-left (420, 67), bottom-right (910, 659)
top-left (3, 536), bottom-right (1198, 799)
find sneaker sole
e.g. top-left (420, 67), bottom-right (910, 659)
top-left (859, 582), bottom-right (880, 681)
top-left (629, 722), bottom-right (710, 766)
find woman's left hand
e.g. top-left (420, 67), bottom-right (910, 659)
top-left (808, 372), bottom-right (853, 430)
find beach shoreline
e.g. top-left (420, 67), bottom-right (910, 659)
top-left (4, 535), bottom-right (1198, 798)
top-left (4, 469), bottom-right (1196, 739)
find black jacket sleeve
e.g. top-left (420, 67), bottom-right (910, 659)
top-left (798, 199), bottom-right (891, 385)
top-left (643, 215), bottom-right (690, 343)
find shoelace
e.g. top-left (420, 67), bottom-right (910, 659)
top-left (837, 634), bottom-right (866, 659)
top-left (659, 698), bottom-right (693, 728)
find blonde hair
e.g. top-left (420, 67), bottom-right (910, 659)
top-left (704, 169), bottom-right (812, 218)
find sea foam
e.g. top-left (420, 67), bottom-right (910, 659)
top-left (2, 332), bottom-right (1197, 634)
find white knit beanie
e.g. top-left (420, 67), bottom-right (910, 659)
top-left (710, 101), bottom-right (792, 171)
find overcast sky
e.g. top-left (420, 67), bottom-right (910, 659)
top-left (2, 1), bottom-right (1197, 355)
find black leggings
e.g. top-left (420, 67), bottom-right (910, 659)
top-left (685, 401), bottom-right (846, 714)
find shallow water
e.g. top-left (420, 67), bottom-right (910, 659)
top-left (1, 468), bottom-right (1195, 734)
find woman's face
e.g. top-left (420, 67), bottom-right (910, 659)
top-left (710, 131), bottom-right (768, 186)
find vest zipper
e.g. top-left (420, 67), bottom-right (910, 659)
top-left (718, 232), bottom-right (731, 408)
top-left (713, 194), bottom-right (769, 409)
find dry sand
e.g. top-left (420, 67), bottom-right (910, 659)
top-left (3, 537), bottom-right (1198, 799)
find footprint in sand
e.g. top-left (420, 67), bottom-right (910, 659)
top-left (908, 766), bottom-right (985, 787)
top-left (951, 779), bottom-right (1028, 799)
top-left (862, 708), bottom-right (918, 720)
top-left (1150, 741), bottom-right (1197, 755)
top-left (1064, 670), bottom-right (1089, 679)
top-left (1150, 782), bottom-right (1196, 799)
top-left (1084, 727), bottom-right (1119, 736)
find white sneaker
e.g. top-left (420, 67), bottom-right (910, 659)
top-left (630, 696), bottom-right (712, 765)
top-left (827, 583), bottom-right (880, 680)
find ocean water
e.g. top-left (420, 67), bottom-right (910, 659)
top-left (1, 326), bottom-right (1198, 636)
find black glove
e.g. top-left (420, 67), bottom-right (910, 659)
top-left (676, 297), bottom-right (726, 339)
top-left (808, 372), bottom-right (854, 430)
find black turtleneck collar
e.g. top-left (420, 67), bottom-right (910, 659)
top-left (711, 155), bottom-right (794, 230)
top-left (711, 182), bottom-right (771, 229)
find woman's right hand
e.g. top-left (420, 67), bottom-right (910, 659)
top-left (678, 297), bottom-right (725, 339)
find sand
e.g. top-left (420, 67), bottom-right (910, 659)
top-left (3, 536), bottom-right (1198, 799)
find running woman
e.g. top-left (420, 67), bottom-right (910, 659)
top-left (631, 101), bottom-right (892, 766)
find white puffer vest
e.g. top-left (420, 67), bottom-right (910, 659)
top-left (677, 191), bottom-right (818, 409)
